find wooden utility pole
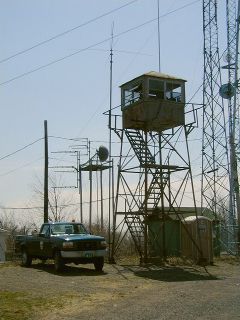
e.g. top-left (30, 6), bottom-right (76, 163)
top-left (44, 120), bottom-right (49, 223)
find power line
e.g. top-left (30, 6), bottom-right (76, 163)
top-left (87, 48), bottom-right (152, 56)
top-left (0, 138), bottom-right (44, 161)
top-left (49, 135), bottom-right (82, 141)
top-left (0, 157), bottom-right (43, 177)
top-left (0, 0), bottom-right (139, 64)
top-left (0, 196), bottom-right (112, 210)
top-left (0, 0), bottom-right (200, 87)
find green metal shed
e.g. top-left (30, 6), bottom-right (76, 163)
top-left (147, 215), bottom-right (181, 257)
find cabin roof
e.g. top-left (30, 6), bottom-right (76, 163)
top-left (120, 71), bottom-right (187, 88)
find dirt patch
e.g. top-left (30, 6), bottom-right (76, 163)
top-left (0, 258), bottom-right (239, 320)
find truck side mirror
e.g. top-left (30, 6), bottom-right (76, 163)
top-left (39, 233), bottom-right (46, 238)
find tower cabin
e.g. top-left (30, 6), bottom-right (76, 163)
top-left (121, 71), bottom-right (186, 132)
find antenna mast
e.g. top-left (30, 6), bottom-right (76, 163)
top-left (201, 0), bottom-right (231, 254)
top-left (226, 0), bottom-right (240, 253)
top-left (157, 0), bottom-right (161, 72)
top-left (108, 23), bottom-right (114, 262)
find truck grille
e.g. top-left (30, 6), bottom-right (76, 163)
top-left (76, 241), bottom-right (99, 251)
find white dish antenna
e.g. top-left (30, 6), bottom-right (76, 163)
top-left (219, 83), bottom-right (235, 99)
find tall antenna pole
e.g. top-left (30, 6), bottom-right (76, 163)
top-left (44, 120), bottom-right (49, 223)
top-left (88, 140), bottom-right (92, 231)
top-left (108, 23), bottom-right (114, 261)
top-left (100, 169), bottom-right (104, 231)
top-left (235, 0), bottom-right (240, 252)
top-left (109, 23), bottom-right (114, 158)
top-left (157, 0), bottom-right (161, 72)
top-left (77, 151), bottom-right (83, 223)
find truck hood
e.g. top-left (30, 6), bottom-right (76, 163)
top-left (56, 234), bottom-right (105, 242)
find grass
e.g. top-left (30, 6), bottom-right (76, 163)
top-left (0, 290), bottom-right (131, 320)
top-left (115, 252), bottom-right (240, 267)
top-left (215, 255), bottom-right (240, 265)
top-left (116, 254), bottom-right (196, 267)
top-left (0, 291), bottom-right (64, 320)
top-left (0, 261), bottom-right (20, 269)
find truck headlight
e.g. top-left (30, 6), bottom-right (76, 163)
top-left (62, 241), bottom-right (74, 249)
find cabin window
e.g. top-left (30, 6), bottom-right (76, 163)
top-left (166, 82), bottom-right (182, 102)
top-left (123, 81), bottom-right (143, 107)
top-left (148, 79), bottom-right (164, 99)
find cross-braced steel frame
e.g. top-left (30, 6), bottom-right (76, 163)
top-left (201, 0), bottom-right (238, 254)
top-left (225, 0), bottom-right (240, 252)
top-left (110, 104), bottom-right (202, 262)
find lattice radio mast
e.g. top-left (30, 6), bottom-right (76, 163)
top-left (224, 0), bottom-right (240, 252)
top-left (201, 0), bottom-right (231, 254)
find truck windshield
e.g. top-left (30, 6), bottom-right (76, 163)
top-left (51, 223), bottom-right (87, 235)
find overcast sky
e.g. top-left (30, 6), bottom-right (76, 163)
top-left (0, 0), bottom-right (229, 224)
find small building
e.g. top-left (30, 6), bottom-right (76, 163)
top-left (120, 71), bottom-right (186, 132)
top-left (0, 228), bottom-right (8, 262)
top-left (181, 216), bottom-right (213, 264)
top-left (147, 214), bottom-right (181, 257)
top-left (146, 208), bottom-right (214, 264)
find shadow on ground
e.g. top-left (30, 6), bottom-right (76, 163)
top-left (30, 262), bottom-right (107, 277)
top-left (122, 265), bottom-right (219, 282)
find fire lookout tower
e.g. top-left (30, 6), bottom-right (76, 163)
top-left (110, 71), bottom-right (200, 262)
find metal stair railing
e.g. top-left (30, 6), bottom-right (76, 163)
top-left (125, 214), bottom-right (145, 257)
top-left (125, 129), bottom-right (155, 165)
top-left (124, 129), bottom-right (170, 257)
top-left (141, 170), bottom-right (168, 210)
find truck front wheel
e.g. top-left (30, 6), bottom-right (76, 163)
top-left (21, 249), bottom-right (32, 267)
top-left (94, 257), bottom-right (104, 272)
top-left (54, 251), bottom-right (64, 272)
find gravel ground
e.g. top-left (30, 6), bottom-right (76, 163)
top-left (0, 258), bottom-right (239, 320)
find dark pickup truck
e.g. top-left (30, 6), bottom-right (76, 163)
top-left (15, 222), bottom-right (107, 272)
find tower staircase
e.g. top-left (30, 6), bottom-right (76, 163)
top-left (123, 129), bottom-right (168, 256)
top-left (124, 214), bottom-right (145, 258)
top-left (125, 129), bottom-right (155, 165)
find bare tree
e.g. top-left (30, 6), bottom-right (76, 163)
top-left (0, 208), bottom-right (39, 259)
top-left (30, 174), bottom-right (78, 222)
top-left (0, 209), bottom-right (37, 234)
top-left (0, 209), bottom-right (18, 233)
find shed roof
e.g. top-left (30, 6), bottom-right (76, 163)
top-left (183, 215), bottom-right (212, 223)
top-left (147, 207), bottom-right (216, 221)
top-left (120, 71), bottom-right (187, 87)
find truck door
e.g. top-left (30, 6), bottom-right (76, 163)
top-left (38, 224), bottom-right (53, 258)
top-left (27, 234), bottom-right (41, 256)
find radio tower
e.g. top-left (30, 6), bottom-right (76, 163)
top-left (224, 0), bottom-right (240, 253)
top-left (201, 0), bottom-right (231, 253)
top-left (202, 0), bottom-right (240, 254)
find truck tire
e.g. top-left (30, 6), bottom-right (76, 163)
top-left (21, 249), bottom-right (32, 267)
top-left (94, 257), bottom-right (104, 272)
top-left (54, 251), bottom-right (64, 272)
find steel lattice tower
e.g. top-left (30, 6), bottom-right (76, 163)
top-left (225, 0), bottom-right (240, 252)
top-left (226, 0), bottom-right (238, 225)
top-left (201, 0), bottom-right (231, 252)
top-left (110, 72), bottom-right (203, 263)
